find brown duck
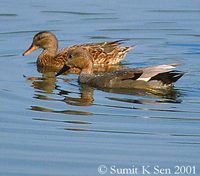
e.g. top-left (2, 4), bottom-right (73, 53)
top-left (56, 48), bottom-right (184, 91)
top-left (23, 31), bottom-right (135, 69)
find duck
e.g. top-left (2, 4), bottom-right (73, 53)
top-left (56, 48), bottom-right (184, 91)
top-left (22, 31), bottom-right (135, 70)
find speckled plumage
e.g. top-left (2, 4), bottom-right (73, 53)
top-left (23, 31), bottom-right (135, 70)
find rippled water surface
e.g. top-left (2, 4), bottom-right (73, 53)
top-left (0, 0), bottom-right (200, 175)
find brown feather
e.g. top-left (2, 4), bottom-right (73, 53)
top-left (23, 31), bottom-right (135, 70)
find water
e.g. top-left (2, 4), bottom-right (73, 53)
top-left (0, 0), bottom-right (200, 175)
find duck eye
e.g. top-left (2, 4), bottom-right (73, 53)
top-left (68, 54), bottom-right (72, 59)
top-left (37, 36), bottom-right (43, 41)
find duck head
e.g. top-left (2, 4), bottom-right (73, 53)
top-left (56, 48), bottom-right (93, 76)
top-left (23, 31), bottom-right (58, 56)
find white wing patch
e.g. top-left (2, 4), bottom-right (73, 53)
top-left (137, 64), bottom-right (178, 82)
top-left (137, 77), bottom-right (151, 81)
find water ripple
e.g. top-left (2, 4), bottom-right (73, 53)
top-left (149, 9), bottom-right (200, 13)
top-left (29, 106), bottom-right (93, 116)
top-left (0, 13), bottom-right (17, 16)
top-left (42, 10), bottom-right (113, 16)
top-left (33, 118), bottom-right (91, 125)
top-left (0, 29), bottom-right (59, 35)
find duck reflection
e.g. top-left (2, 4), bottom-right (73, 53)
top-left (60, 81), bottom-right (182, 106)
top-left (30, 105), bottom-right (93, 115)
top-left (26, 63), bottom-right (182, 117)
top-left (26, 66), bottom-right (94, 115)
top-left (101, 87), bottom-right (182, 102)
top-left (33, 117), bottom-right (91, 125)
top-left (31, 72), bottom-right (56, 94)
top-left (62, 84), bottom-right (94, 106)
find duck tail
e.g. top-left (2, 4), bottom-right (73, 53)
top-left (150, 71), bottom-right (185, 84)
top-left (111, 40), bottom-right (136, 49)
top-left (112, 39), bottom-right (129, 45)
top-left (125, 45), bottom-right (137, 51)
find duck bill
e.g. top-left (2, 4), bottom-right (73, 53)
top-left (23, 44), bottom-right (39, 56)
top-left (56, 65), bottom-right (71, 76)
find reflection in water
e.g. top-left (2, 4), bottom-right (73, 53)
top-left (64, 128), bottom-right (157, 135)
top-left (26, 68), bottom-right (94, 115)
top-left (107, 97), bottom-right (181, 105)
top-left (33, 117), bottom-right (91, 125)
top-left (26, 71), bottom-right (57, 94)
top-left (104, 88), bottom-right (182, 104)
top-left (62, 83), bottom-right (183, 107)
top-left (27, 74), bottom-right (184, 117)
top-left (101, 87), bottom-right (182, 101)
top-left (62, 84), bottom-right (94, 106)
top-left (30, 106), bottom-right (93, 115)
top-left (26, 63), bottom-right (183, 117)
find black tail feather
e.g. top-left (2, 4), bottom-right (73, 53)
top-left (150, 71), bottom-right (184, 84)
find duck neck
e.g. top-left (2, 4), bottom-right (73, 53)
top-left (78, 62), bottom-right (94, 84)
top-left (39, 37), bottom-right (58, 58)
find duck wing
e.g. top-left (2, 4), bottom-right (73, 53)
top-left (57, 41), bottom-right (135, 65)
top-left (88, 64), bottom-right (184, 89)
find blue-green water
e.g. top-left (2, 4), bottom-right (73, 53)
top-left (0, 0), bottom-right (200, 175)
